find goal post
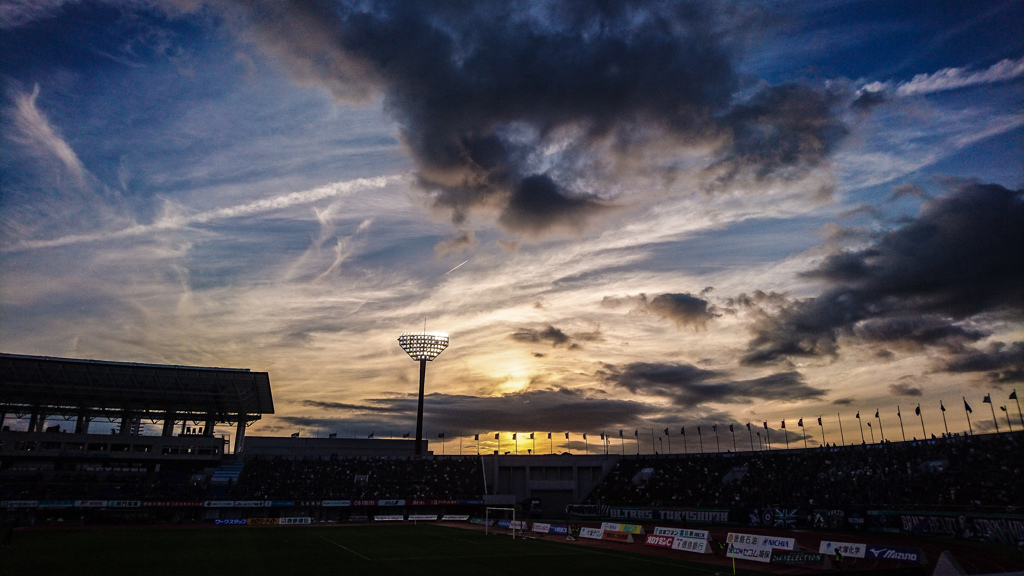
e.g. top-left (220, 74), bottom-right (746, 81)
top-left (484, 506), bottom-right (521, 538)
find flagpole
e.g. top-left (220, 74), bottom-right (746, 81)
top-left (764, 422), bottom-right (771, 450)
top-left (985, 394), bottom-right (1000, 433)
top-left (1003, 406), bottom-right (1013, 432)
top-left (666, 429), bottom-right (672, 454)
top-left (837, 413), bottom-right (845, 446)
top-left (713, 425), bottom-right (720, 452)
top-left (876, 410), bottom-right (885, 442)
top-left (963, 397), bottom-right (973, 435)
top-left (940, 402), bottom-right (949, 436)
top-left (747, 423), bottom-right (753, 451)
top-left (651, 428), bottom-right (655, 455)
top-left (698, 426), bottom-right (703, 453)
top-left (897, 406), bottom-right (905, 441)
top-left (868, 422), bottom-right (874, 443)
top-left (819, 416), bottom-right (825, 446)
top-left (619, 430), bottom-right (624, 455)
top-left (782, 421), bottom-right (789, 449)
top-left (1013, 390), bottom-right (1023, 428)
top-left (731, 425), bottom-right (736, 451)
top-left (682, 428), bottom-right (687, 454)
top-left (857, 412), bottom-right (864, 443)
top-left (917, 404), bottom-right (925, 438)
top-left (800, 419), bottom-right (807, 449)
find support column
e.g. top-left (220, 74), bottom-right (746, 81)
top-left (162, 411), bottom-right (177, 437)
top-left (75, 411), bottom-right (92, 434)
top-left (204, 416), bottom-right (216, 436)
top-left (0, 411), bottom-right (5, 430)
top-left (235, 414), bottom-right (247, 454)
top-left (119, 410), bottom-right (133, 435)
top-left (28, 410), bottom-right (39, 433)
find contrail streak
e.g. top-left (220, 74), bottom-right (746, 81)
top-left (3, 174), bottom-right (403, 253)
top-left (442, 259), bottom-right (469, 276)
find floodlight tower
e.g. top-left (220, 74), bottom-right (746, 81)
top-left (398, 331), bottom-right (449, 456)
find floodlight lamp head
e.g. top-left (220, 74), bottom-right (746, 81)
top-left (398, 332), bottom-right (449, 361)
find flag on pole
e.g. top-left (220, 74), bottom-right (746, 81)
top-left (403, 432), bottom-right (410, 438)
top-left (781, 420), bottom-right (786, 429)
top-left (940, 402), bottom-right (945, 412)
top-left (495, 433), bottom-right (499, 439)
top-left (712, 424), bottom-right (717, 431)
top-left (680, 427), bottom-right (685, 435)
top-left (897, 407), bottom-right (901, 417)
top-left (817, 416), bottom-right (822, 426)
top-left (875, 409), bottom-right (879, 418)
top-left (664, 428), bottom-right (669, 436)
top-left (437, 432), bottom-right (445, 438)
top-left (746, 422), bottom-right (751, 430)
top-left (530, 432), bottom-right (534, 439)
top-left (1001, 406), bottom-right (1008, 412)
top-left (856, 411), bottom-right (860, 419)
top-left (582, 433), bottom-right (587, 440)
top-left (368, 432), bottom-right (374, 438)
top-left (915, 406), bottom-right (920, 416)
top-left (474, 434), bottom-right (479, 440)
top-left (983, 394), bottom-right (992, 404)
top-left (763, 421), bottom-right (768, 429)
top-left (1011, 390), bottom-right (1018, 400)
top-left (729, 424), bottom-right (734, 432)
top-left (619, 429), bottom-right (623, 438)
top-left (600, 433), bottom-right (605, 440)
top-left (634, 429), bottom-right (638, 436)
top-left (512, 433), bottom-right (517, 439)
top-left (290, 432), bottom-right (299, 437)
top-left (548, 432), bottom-right (552, 439)
top-left (964, 399), bottom-right (972, 413)
top-left (798, 418), bottom-right (803, 427)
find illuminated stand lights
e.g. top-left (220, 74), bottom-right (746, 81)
top-left (398, 332), bottom-right (449, 456)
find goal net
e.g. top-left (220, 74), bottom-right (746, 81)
top-left (484, 506), bottom-right (523, 538)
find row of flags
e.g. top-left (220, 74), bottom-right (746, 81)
top-left (336, 390), bottom-right (1021, 445)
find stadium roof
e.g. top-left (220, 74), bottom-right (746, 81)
top-left (0, 353), bottom-right (274, 418)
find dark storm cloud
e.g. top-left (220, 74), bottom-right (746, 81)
top-left (224, 0), bottom-right (854, 235)
top-left (291, 387), bottom-right (656, 433)
top-left (943, 341), bottom-right (1024, 383)
top-left (832, 397), bottom-right (854, 405)
top-left (740, 182), bottom-right (1024, 365)
top-left (599, 362), bottom-right (824, 406)
top-left (888, 383), bottom-right (923, 397)
top-left (509, 324), bottom-right (601, 349)
top-left (605, 291), bottom-right (721, 330)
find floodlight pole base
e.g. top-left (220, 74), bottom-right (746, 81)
top-left (415, 359), bottom-right (426, 456)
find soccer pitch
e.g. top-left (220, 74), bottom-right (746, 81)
top-left (7, 523), bottom-right (763, 576)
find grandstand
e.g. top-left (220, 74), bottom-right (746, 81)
top-left (2, 352), bottom-right (1023, 566)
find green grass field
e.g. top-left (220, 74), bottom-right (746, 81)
top-left (4, 523), bottom-right (764, 576)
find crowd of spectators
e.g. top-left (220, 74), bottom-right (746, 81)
top-left (229, 455), bottom-right (483, 500)
top-left (0, 455), bottom-right (485, 502)
top-left (585, 432), bottom-right (1024, 512)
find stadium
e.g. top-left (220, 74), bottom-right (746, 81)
top-left (2, 353), bottom-right (1022, 575)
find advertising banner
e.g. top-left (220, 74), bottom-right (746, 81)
top-left (548, 524), bottom-right (569, 535)
top-left (645, 534), bottom-right (676, 549)
top-left (654, 527), bottom-right (710, 540)
top-left (409, 514), bottom-right (437, 521)
top-left (726, 533), bottom-right (796, 550)
top-left (279, 517), bottom-right (312, 525)
top-left (247, 518), bottom-right (279, 526)
top-left (771, 551), bottom-right (826, 567)
top-left (269, 501), bottom-right (294, 508)
top-left (352, 500), bottom-right (377, 506)
top-left (579, 527), bottom-right (604, 540)
top-left (107, 501), bottom-right (141, 508)
top-left (75, 500), bottom-right (108, 508)
top-left (819, 541), bottom-right (867, 558)
top-left (378, 499), bottom-right (405, 507)
top-left (532, 523), bottom-right (551, 534)
top-left (726, 542), bottom-right (773, 563)
top-left (2, 501), bottom-right (38, 508)
top-left (441, 515), bottom-right (470, 521)
top-left (672, 537), bottom-right (709, 554)
top-left (603, 530), bottom-right (634, 543)
top-left (234, 501), bottom-right (268, 508)
top-left (601, 522), bottom-right (645, 534)
top-left (39, 501), bottom-right (74, 509)
top-left (213, 518), bottom-right (247, 526)
top-left (864, 545), bottom-right (925, 563)
top-left (322, 500), bottom-right (352, 507)
top-left (374, 515), bottom-right (404, 521)
top-left (898, 512), bottom-right (1024, 545)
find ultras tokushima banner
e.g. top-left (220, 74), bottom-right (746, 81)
top-left (565, 505), bottom-right (730, 523)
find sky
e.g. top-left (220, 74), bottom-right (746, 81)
top-left (1, 0), bottom-right (1022, 454)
